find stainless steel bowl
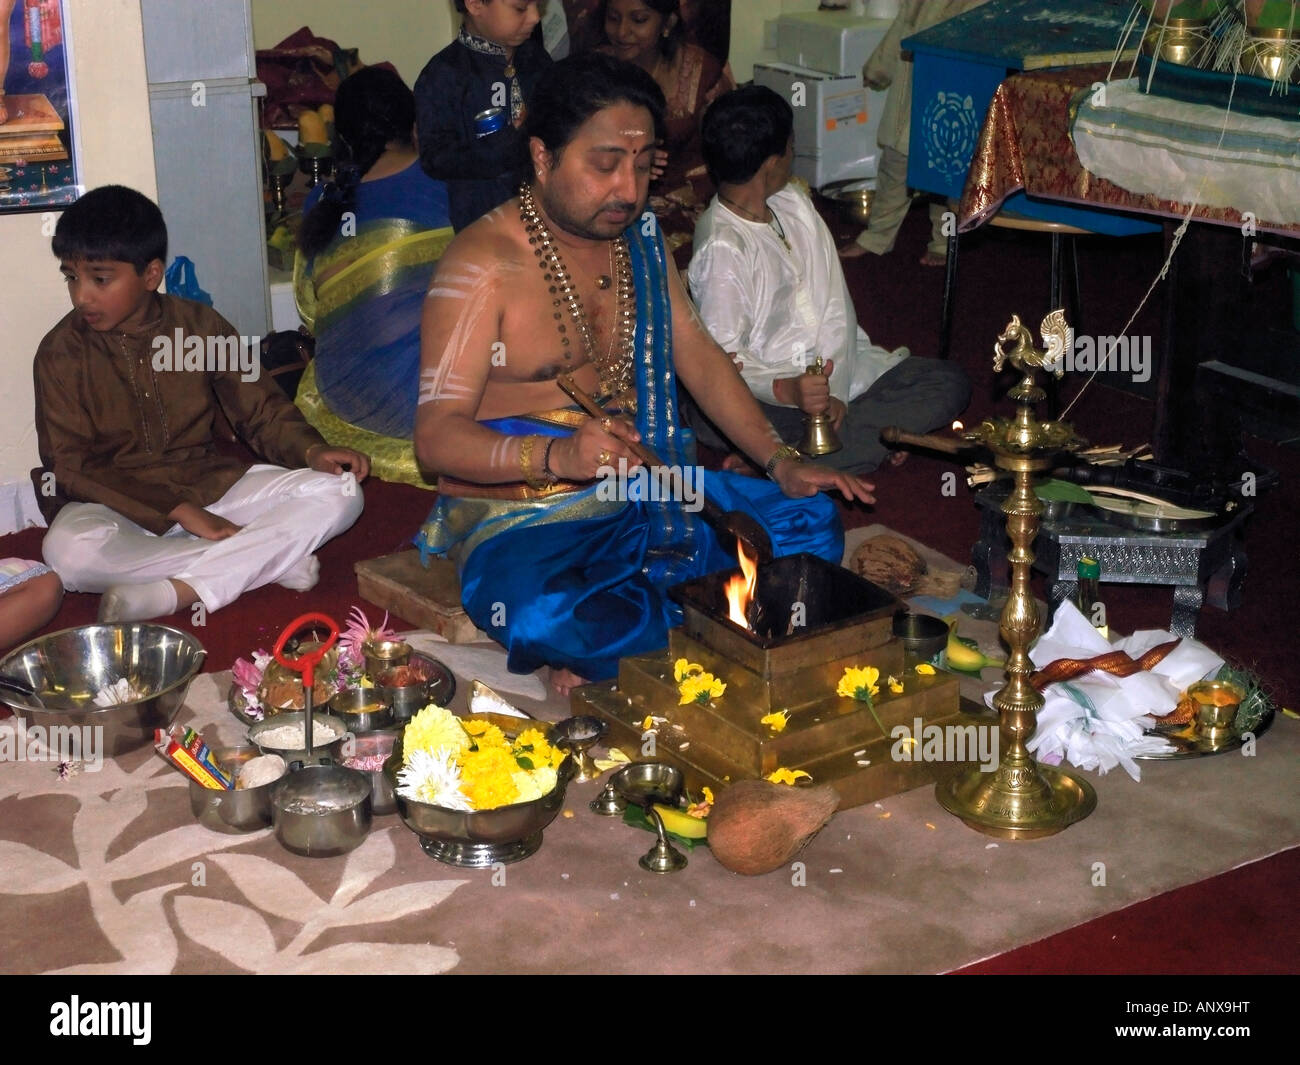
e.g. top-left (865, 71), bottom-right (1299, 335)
top-left (377, 652), bottom-right (456, 721)
top-left (247, 710), bottom-right (350, 764)
top-left (342, 731), bottom-right (398, 815)
top-left (328, 686), bottom-right (394, 733)
top-left (0, 623), bottom-right (206, 757)
top-left (387, 714), bottom-right (574, 867)
top-left (271, 763), bottom-right (372, 857)
top-left (189, 745), bottom-right (285, 833)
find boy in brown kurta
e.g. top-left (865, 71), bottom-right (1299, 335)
top-left (33, 185), bottom-right (370, 622)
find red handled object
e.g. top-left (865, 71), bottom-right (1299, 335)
top-left (273, 613), bottom-right (340, 758)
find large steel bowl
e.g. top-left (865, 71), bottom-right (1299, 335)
top-left (386, 714), bottom-right (574, 867)
top-left (0, 623), bottom-right (206, 757)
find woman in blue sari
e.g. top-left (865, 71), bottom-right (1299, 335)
top-left (295, 66), bottom-right (454, 486)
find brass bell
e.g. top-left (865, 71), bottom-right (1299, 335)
top-left (799, 355), bottom-right (842, 457)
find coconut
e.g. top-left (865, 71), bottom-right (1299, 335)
top-left (707, 779), bottom-right (840, 876)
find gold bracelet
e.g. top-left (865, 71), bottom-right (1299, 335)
top-left (765, 444), bottom-right (803, 481)
top-left (519, 435), bottom-right (549, 490)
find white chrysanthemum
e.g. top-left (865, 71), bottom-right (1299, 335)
top-left (396, 747), bottom-right (471, 810)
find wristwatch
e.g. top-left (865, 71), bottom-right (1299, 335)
top-left (765, 444), bottom-right (803, 481)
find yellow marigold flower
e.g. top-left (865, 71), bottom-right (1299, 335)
top-left (462, 720), bottom-right (506, 751)
top-left (642, 714), bottom-right (655, 732)
top-left (888, 675), bottom-right (904, 694)
top-left (760, 710), bottom-right (790, 733)
top-left (702, 786), bottom-right (715, 805)
top-left (459, 744), bottom-right (522, 809)
top-left (837, 665), bottom-right (880, 703)
top-left (513, 727), bottom-right (563, 769)
top-left (674, 658), bottom-right (703, 682)
top-left (678, 670), bottom-right (726, 705)
top-left (766, 767), bottom-right (812, 786)
top-left (914, 663), bottom-right (937, 676)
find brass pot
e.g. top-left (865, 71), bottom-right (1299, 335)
top-left (1241, 27), bottom-right (1298, 82)
top-left (1141, 16), bottom-right (1217, 65)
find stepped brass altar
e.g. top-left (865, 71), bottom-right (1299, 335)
top-left (574, 553), bottom-right (985, 808)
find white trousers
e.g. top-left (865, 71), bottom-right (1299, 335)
top-left (42, 465), bottom-right (364, 612)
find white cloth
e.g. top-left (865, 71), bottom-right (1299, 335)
top-left (1073, 79), bottom-right (1300, 227)
top-left (1001, 600), bottom-right (1226, 781)
top-left (688, 184), bottom-right (907, 407)
top-left (42, 466), bottom-right (363, 613)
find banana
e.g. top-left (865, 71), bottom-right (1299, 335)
top-left (652, 803), bottom-right (708, 839)
top-left (297, 109), bottom-right (330, 145)
top-left (263, 130), bottom-right (289, 161)
top-left (943, 617), bottom-right (1004, 674)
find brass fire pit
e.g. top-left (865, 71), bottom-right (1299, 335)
top-left (573, 552), bottom-right (983, 808)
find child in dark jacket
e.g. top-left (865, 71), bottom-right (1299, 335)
top-left (414, 1), bottom-right (552, 231)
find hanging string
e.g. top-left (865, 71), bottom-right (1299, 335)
top-left (1060, 30), bottom-right (1246, 421)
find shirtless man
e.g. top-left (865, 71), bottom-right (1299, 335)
top-left (414, 52), bottom-right (874, 695)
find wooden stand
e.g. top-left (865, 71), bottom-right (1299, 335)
top-left (354, 550), bottom-right (480, 644)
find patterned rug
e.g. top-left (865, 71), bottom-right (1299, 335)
top-left (2, 528), bottom-right (1296, 974)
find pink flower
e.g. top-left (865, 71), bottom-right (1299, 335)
top-left (231, 655), bottom-right (265, 696)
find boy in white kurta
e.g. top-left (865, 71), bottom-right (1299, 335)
top-left (688, 85), bottom-right (969, 474)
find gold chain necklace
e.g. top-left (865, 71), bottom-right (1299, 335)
top-left (520, 183), bottom-right (636, 403)
top-left (720, 193), bottom-right (791, 252)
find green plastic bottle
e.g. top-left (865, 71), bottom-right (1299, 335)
top-left (1075, 556), bottom-right (1109, 639)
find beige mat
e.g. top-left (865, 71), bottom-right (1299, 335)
top-left (1, 529), bottom-right (1295, 974)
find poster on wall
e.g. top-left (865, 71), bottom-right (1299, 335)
top-left (0, 0), bottom-right (79, 213)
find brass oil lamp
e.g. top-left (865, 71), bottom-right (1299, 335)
top-left (935, 311), bottom-right (1098, 838)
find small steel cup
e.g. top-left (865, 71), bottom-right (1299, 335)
top-left (188, 745), bottom-right (284, 833)
top-left (343, 731), bottom-right (398, 815)
top-left (329, 686), bottom-right (394, 733)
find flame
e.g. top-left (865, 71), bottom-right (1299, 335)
top-left (951, 420), bottom-right (964, 431)
top-left (724, 540), bottom-right (759, 630)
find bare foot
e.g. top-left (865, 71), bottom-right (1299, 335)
top-left (838, 240), bottom-right (869, 260)
top-left (550, 667), bottom-right (590, 698)
top-left (919, 250), bottom-right (947, 267)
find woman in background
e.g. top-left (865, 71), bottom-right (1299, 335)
top-left (597, 0), bottom-right (734, 262)
top-left (295, 66), bottom-right (453, 487)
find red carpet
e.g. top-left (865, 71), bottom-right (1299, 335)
top-left (2, 204), bottom-right (1295, 974)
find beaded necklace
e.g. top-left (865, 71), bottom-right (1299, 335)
top-left (519, 183), bottom-right (636, 404)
